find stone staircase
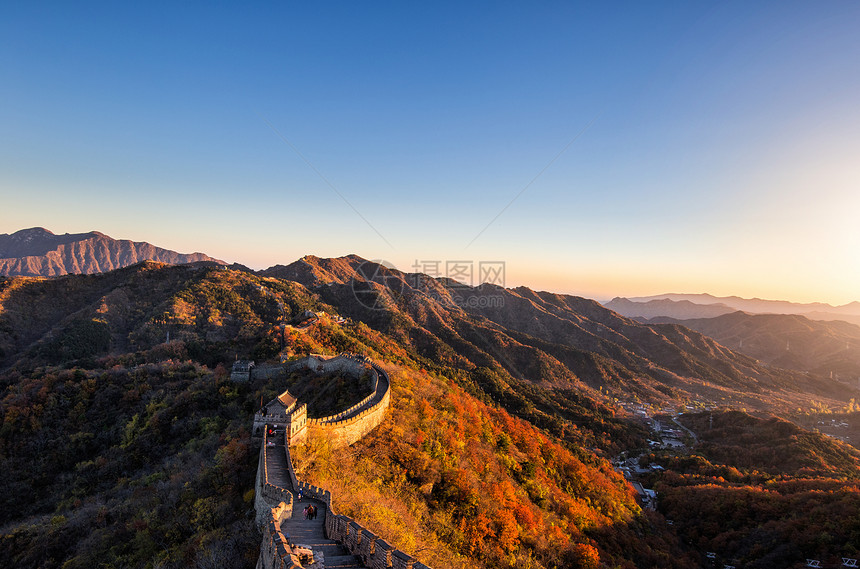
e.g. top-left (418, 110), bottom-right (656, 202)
top-left (265, 438), bottom-right (292, 489)
top-left (256, 356), bottom-right (428, 569)
top-left (279, 496), bottom-right (368, 569)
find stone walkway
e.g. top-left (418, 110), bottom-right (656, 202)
top-left (265, 439), bottom-right (292, 489)
top-left (278, 494), bottom-right (368, 569)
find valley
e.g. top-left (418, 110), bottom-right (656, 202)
top-left (0, 257), bottom-right (859, 568)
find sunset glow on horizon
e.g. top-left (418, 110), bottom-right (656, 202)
top-left (2, 2), bottom-right (860, 306)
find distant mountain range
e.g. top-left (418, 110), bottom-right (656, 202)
top-left (604, 294), bottom-right (860, 378)
top-left (3, 227), bottom-right (857, 405)
top-left (604, 293), bottom-right (860, 326)
top-left (255, 255), bottom-right (853, 411)
top-left (644, 312), bottom-right (860, 380)
top-left (0, 252), bottom-right (852, 414)
top-left (0, 227), bottom-right (224, 277)
top-left (603, 297), bottom-right (737, 320)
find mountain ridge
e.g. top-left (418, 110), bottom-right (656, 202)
top-left (639, 311), bottom-right (860, 379)
top-left (3, 254), bottom-right (854, 420)
top-left (256, 255), bottom-right (856, 412)
top-left (619, 292), bottom-right (860, 315)
top-left (0, 227), bottom-right (224, 277)
top-left (605, 293), bottom-right (860, 326)
top-left (604, 296), bottom-right (738, 320)
top-left (2, 255), bottom-right (859, 568)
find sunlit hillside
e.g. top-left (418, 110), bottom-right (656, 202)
top-left (1, 262), bottom-right (860, 568)
top-left (293, 364), bottom-right (694, 569)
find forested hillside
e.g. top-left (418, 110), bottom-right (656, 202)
top-left (646, 411), bottom-right (860, 568)
top-left (293, 363), bottom-right (694, 569)
top-left (0, 359), bottom-right (261, 568)
top-left (0, 262), bottom-right (666, 568)
top-left (2, 260), bottom-right (860, 568)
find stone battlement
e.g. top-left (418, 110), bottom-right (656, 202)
top-left (254, 355), bottom-right (431, 569)
top-left (255, 428), bottom-right (295, 527)
top-left (283, 434), bottom-right (430, 569)
top-left (254, 353), bottom-right (391, 448)
top-left (258, 500), bottom-right (302, 569)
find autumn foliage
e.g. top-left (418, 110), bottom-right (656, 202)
top-left (653, 411), bottom-right (860, 568)
top-left (293, 364), bottom-right (695, 569)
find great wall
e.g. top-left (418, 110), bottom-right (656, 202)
top-left (252, 353), bottom-right (430, 569)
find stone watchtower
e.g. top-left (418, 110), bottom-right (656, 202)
top-left (252, 390), bottom-right (295, 437)
top-left (231, 360), bottom-right (255, 382)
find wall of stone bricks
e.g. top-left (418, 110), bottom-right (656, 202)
top-left (255, 355), bottom-right (432, 569)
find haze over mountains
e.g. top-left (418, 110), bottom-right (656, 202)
top-left (0, 227), bottom-right (223, 277)
top-left (603, 297), bottom-right (738, 320)
top-left (606, 293), bottom-right (860, 326)
top-left (642, 313), bottom-right (860, 380)
top-left (3, 226), bottom-right (859, 408)
top-left (604, 295), bottom-right (860, 380)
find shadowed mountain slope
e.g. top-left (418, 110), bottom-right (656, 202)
top-left (262, 256), bottom-right (858, 412)
top-left (640, 311), bottom-right (860, 380)
top-left (3, 258), bottom-right (860, 568)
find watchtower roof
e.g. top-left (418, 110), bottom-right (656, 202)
top-left (277, 390), bottom-right (296, 407)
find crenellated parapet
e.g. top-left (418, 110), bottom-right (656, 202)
top-left (286, 352), bottom-right (372, 376)
top-left (255, 354), bottom-right (431, 569)
top-left (256, 353), bottom-right (391, 448)
top-left (260, 432), bottom-right (295, 504)
top-left (304, 360), bottom-right (391, 447)
top-left (258, 504), bottom-right (298, 569)
top-left (255, 427), bottom-right (295, 527)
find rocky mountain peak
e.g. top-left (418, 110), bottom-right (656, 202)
top-left (0, 227), bottom-right (225, 277)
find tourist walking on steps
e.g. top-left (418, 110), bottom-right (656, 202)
top-left (298, 488), bottom-right (303, 501)
top-left (303, 505), bottom-right (309, 519)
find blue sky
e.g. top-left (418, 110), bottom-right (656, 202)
top-left (2, 1), bottom-right (860, 304)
